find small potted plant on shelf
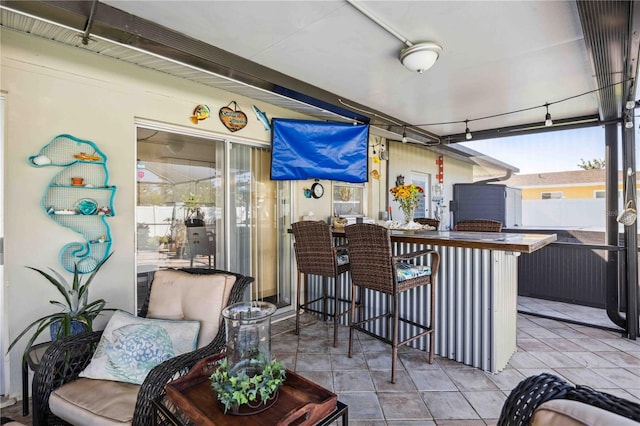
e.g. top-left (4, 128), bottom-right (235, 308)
top-left (7, 252), bottom-right (114, 358)
top-left (209, 355), bottom-right (286, 414)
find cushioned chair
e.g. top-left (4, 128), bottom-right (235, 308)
top-left (498, 373), bottom-right (640, 426)
top-left (32, 268), bottom-right (253, 426)
top-left (414, 217), bottom-right (440, 229)
top-left (292, 220), bottom-right (350, 347)
top-left (344, 223), bottom-right (439, 383)
top-left (454, 219), bottom-right (503, 232)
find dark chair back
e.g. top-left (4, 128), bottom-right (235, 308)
top-left (454, 219), bottom-right (503, 232)
top-left (344, 223), bottom-right (395, 295)
top-left (292, 221), bottom-right (345, 278)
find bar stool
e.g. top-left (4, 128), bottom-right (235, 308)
top-left (344, 223), bottom-right (439, 383)
top-left (292, 220), bottom-right (350, 347)
top-left (454, 219), bottom-right (503, 232)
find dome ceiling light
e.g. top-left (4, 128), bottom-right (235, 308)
top-left (399, 42), bottom-right (443, 74)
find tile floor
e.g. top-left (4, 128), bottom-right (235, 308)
top-left (2, 297), bottom-right (639, 425)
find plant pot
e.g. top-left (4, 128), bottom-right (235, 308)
top-left (49, 319), bottom-right (89, 342)
top-left (185, 219), bottom-right (205, 227)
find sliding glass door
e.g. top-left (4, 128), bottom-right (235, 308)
top-left (135, 126), bottom-right (291, 312)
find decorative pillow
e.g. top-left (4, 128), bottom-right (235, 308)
top-left (79, 310), bottom-right (200, 385)
top-left (396, 263), bottom-right (431, 282)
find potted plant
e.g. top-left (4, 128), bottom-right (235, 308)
top-left (182, 192), bottom-right (205, 227)
top-left (7, 252), bottom-right (114, 358)
top-left (209, 356), bottom-right (286, 414)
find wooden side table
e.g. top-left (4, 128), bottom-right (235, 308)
top-left (153, 354), bottom-right (348, 426)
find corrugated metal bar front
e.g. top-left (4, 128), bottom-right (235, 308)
top-left (302, 238), bottom-right (518, 372)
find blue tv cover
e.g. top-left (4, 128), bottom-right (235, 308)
top-left (271, 119), bottom-right (369, 183)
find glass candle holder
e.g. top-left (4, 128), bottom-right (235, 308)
top-left (222, 301), bottom-right (277, 377)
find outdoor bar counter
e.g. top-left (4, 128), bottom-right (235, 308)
top-left (315, 228), bottom-right (556, 373)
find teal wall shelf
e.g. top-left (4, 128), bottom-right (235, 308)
top-left (29, 134), bottom-right (116, 273)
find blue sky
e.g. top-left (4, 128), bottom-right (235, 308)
top-left (460, 126), bottom-right (637, 174)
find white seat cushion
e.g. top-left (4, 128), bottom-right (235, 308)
top-left (146, 270), bottom-right (236, 348)
top-left (49, 378), bottom-right (139, 426)
top-left (531, 399), bottom-right (638, 426)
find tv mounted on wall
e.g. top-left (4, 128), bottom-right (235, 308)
top-left (270, 118), bottom-right (369, 183)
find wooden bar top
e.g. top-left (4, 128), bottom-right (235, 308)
top-left (331, 228), bottom-right (556, 254)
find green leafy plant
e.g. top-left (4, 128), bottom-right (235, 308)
top-left (7, 252), bottom-right (114, 358)
top-left (209, 357), bottom-right (286, 413)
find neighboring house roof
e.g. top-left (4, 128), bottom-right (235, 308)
top-left (501, 169), bottom-right (639, 188)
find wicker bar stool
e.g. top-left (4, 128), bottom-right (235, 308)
top-left (292, 220), bottom-right (350, 347)
top-left (454, 218), bottom-right (503, 232)
top-left (344, 223), bottom-right (439, 383)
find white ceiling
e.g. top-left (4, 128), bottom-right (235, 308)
top-left (101, 0), bottom-right (596, 137)
top-left (1, 0), bottom-right (634, 149)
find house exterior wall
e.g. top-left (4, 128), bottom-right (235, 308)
top-left (0, 28), bottom-right (475, 397)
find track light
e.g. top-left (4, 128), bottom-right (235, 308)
top-left (544, 103), bottom-right (553, 127)
top-left (465, 120), bottom-right (472, 140)
top-left (402, 127), bottom-right (408, 143)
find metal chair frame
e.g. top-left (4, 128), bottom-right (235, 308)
top-left (292, 221), bottom-right (351, 347)
top-left (344, 223), bottom-right (439, 383)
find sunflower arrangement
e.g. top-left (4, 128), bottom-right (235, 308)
top-left (390, 184), bottom-right (424, 222)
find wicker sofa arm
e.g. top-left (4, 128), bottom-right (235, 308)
top-left (497, 373), bottom-right (640, 426)
top-left (33, 330), bottom-right (103, 426)
top-left (133, 331), bottom-right (227, 426)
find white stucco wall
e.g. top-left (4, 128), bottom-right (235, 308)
top-left (1, 28), bottom-right (475, 398)
top-left (0, 28), bottom-right (306, 397)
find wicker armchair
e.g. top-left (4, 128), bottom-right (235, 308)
top-left (292, 220), bottom-right (350, 347)
top-left (344, 223), bottom-right (439, 383)
top-left (414, 217), bottom-right (440, 229)
top-left (498, 373), bottom-right (640, 426)
top-left (454, 219), bottom-right (503, 232)
top-left (32, 268), bottom-right (253, 426)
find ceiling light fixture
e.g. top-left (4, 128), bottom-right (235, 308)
top-left (399, 42), bottom-right (443, 74)
top-left (402, 126), bottom-right (408, 143)
top-left (464, 120), bottom-right (472, 140)
top-left (544, 103), bottom-right (553, 127)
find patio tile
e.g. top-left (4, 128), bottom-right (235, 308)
top-left (410, 368), bottom-right (458, 391)
top-left (377, 392), bottom-right (432, 420)
top-left (331, 352), bottom-right (368, 370)
top-left (371, 370), bottom-right (417, 392)
top-left (572, 337), bottom-right (622, 352)
top-left (592, 368), bottom-right (640, 389)
top-left (517, 338), bottom-right (554, 352)
top-left (506, 351), bottom-right (548, 369)
top-left (333, 370), bottom-right (375, 392)
top-left (554, 368), bottom-right (618, 389)
top-left (444, 368), bottom-right (500, 391)
top-left (484, 368), bottom-right (526, 391)
top-left (295, 353), bottom-right (332, 371)
top-left (297, 336), bottom-right (332, 353)
top-left (561, 351), bottom-right (617, 368)
top-left (399, 350), bottom-right (440, 370)
top-left (527, 351), bottom-right (582, 368)
top-left (598, 351), bottom-right (640, 368)
top-left (364, 351), bottom-right (398, 371)
top-left (337, 392), bottom-right (384, 420)
top-left (538, 337), bottom-right (585, 351)
top-left (387, 421), bottom-right (436, 426)
top-left (420, 391), bottom-right (479, 420)
top-left (296, 370), bottom-right (334, 392)
top-left (598, 338), bottom-right (640, 352)
top-left (462, 390), bottom-right (507, 418)
top-left (434, 421), bottom-right (486, 426)
top-left (522, 326), bottom-right (562, 339)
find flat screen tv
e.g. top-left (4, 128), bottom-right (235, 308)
top-left (270, 118), bottom-right (369, 183)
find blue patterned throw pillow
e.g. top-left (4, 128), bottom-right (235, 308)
top-left (396, 263), bottom-right (431, 282)
top-left (79, 310), bottom-right (200, 384)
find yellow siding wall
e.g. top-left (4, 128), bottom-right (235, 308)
top-left (521, 184), bottom-right (637, 200)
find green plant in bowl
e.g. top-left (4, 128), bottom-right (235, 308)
top-left (7, 252), bottom-right (114, 358)
top-left (210, 356), bottom-right (286, 414)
